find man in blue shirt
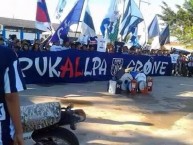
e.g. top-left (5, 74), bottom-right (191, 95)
top-left (0, 45), bottom-right (26, 145)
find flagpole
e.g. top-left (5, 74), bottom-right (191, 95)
top-left (75, 21), bottom-right (82, 38)
top-left (121, 0), bottom-right (126, 41)
top-left (138, 0), bottom-right (150, 48)
top-left (75, 0), bottom-right (86, 38)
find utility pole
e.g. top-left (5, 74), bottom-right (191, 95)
top-left (139, 0), bottom-right (150, 9)
top-left (138, 0), bottom-right (151, 48)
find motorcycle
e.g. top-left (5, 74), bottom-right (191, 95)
top-left (21, 102), bottom-right (86, 145)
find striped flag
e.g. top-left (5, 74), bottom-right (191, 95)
top-left (160, 24), bottom-right (170, 45)
top-left (55, 0), bottom-right (67, 19)
top-left (81, 3), bottom-right (96, 37)
top-left (148, 15), bottom-right (160, 49)
top-left (35, 0), bottom-right (52, 32)
top-left (119, 0), bottom-right (144, 39)
top-left (148, 15), bottom-right (160, 39)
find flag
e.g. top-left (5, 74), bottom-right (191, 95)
top-left (119, 0), bottom-right (144, 39)
top-left (160, 25), bottom-right (170, 45)
top-left (100, 0), bottom-right (120, 37)
top-left (138, 21), bottom-right (148, 47)
top-left (50, 0), bottom-right (85, 42)
top-left (35, 0), bottom-right (52, 32)
top-left (130, 27), bottom-right (139, 46)
top-left (126, 27), bottom-right (139, 47)
top-left (151, 36), bottom-right (160, 50)
top-left (55, 0), bottom-right (67, 19)
top-left (109, 17), bottom-right (120, 42)
top-left (148, 15), bottom-right (160, 39)
top-left (81, 3), bottom-right (96, 37)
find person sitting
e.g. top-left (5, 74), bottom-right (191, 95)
top-left (117, 68), bottom-right (133, 91)
top-left (135, 70), bottom-right (147, 92)
top-left (113, 68), bottom-right (134, 92)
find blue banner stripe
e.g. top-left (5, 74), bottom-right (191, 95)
top-left (17, 50), bottom-right (172, 84)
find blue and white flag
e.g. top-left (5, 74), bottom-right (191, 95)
top-left (55, 0), bottom-right (67, 19)
top-left (148, 15), bottom-right (160, 39)
top-left (50, 0), bottom-right (85, 42)
top-left (81, 3), bottom-right (96, 37)
top-left (100, 0), bottom-right (120, 37)
top-left (138, 21), bottom-right (148, 47)
top-left (119, 0), bottom-right (144, 39)
top-left (160, 24), bottom-right (170, 45)
top-left (35, 0), bottom-right (52, 32)
top-left (129, 27), bottom-right (139, 46)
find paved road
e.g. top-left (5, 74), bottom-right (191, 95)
top-left (20, 76), bottom-right (193, 145)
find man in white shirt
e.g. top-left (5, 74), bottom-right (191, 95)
top-left (170, 52), bottom-right (179, 76)
top-left (50, 41), bottom-right (64, 51)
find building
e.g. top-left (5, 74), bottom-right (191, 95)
top-left (0, 17), bottom-right (83, 40)
top-left (0, 17), bottom-right (61, 41)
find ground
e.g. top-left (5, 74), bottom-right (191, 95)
top-left (20, 76), bottom-right (193, 145)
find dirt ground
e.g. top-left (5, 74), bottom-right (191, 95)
top-left (20, 76), bottom-right (193, 145)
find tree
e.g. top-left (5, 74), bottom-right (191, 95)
top-left (158, 2), bottom-right (177, 25)
top-left (158, 0), bottom-right (193, 45)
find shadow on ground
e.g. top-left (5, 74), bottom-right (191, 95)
top-left (20, 76), bottom-right (193, 145)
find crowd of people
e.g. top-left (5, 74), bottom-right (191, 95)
top-left (172, 51), bottom-right (193, 77)
top-left (0, 34), bottom-right (173, 56)
top-left (1, 34), bottom-right (193, 77)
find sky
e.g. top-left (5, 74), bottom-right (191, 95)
top-left (0, 0), bottom-right (184, 34)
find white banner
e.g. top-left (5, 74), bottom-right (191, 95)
top-left (97, 38), bottom-right (107, 52)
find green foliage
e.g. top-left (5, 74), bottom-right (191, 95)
top-left (159, 0), bottom-right (193, 45)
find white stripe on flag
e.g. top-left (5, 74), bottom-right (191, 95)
top-left (35, 21), bottom-right (52, 32)
top-left (151, 36), bottom-right (160, 50)
top-left (82, 23), bottom-right (96, 37)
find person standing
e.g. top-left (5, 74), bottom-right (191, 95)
top-left (187, 52), bottom-right (193, 77)
top-left (0, 45), bottom-right (26, 145)
top-left (170, 52), bottom-right (179, 76)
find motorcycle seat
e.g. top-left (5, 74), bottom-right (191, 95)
top-left (21, 102), bottom-right (61, 132)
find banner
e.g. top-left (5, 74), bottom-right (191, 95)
top-left (18, 50), bottom-right (172, 84)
